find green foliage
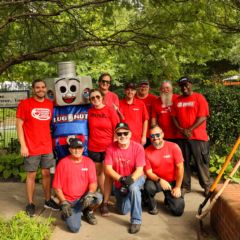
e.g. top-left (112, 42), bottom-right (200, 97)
top-left (0, 153), bottom-right (42, 182)
top-left (0, 211), bottom-right (54, 240)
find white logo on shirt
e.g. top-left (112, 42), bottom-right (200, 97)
top-left (81, 168), bottom-right (88, 171)
top-left (177, 101), bottom-right (195, 108)
top-left (163, 155), bottom-right (171, 158)
top-left (133, 108), bottom-right (140, 111)
top-left (31, 108), bottom-right (51, 120)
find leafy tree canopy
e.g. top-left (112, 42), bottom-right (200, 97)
top-left (0, 0), bottom-right (239, 85)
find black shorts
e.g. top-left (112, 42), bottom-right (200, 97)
top-left (88, 150), bottom-right (106, 163)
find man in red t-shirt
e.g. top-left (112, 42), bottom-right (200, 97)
top-left (135, 80), bottom-right (157, 147)
top-left (120, 82), bottom-right (149, 145)
top-left (171, 76), bottom-right (210, 197)
top-left (143, 125), bottom-right (185, 216)
top-left (104, 122), bottom-right (145, 234)
top-left (151, 80), bottom-right (178, 141)
top-left (53, 138), bottom-right (102, 233)
top-left (16, 79), bottom-right (59, 217)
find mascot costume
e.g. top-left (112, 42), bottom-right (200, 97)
top-left (46, 61), bottom-right (92, 161)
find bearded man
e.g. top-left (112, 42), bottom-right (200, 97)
top-left (151, 81), bottom-right (178, 141)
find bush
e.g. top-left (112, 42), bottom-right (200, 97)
top-left (0, 153), bottom-right (42, 182)
top-left (0, 211), bottom-right (54, 240)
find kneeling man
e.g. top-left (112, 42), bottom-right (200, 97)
top-left (144, 125), bottom-right (185, 216)
top-left (53, 138), bottom-right (102, 233)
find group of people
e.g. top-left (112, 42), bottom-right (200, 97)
top-left (16, 73), bottom-right (210, 234)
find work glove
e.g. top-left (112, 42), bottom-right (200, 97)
top-left (119, 175), bottom-right (134, 187)
top-left (61, 200), bottom-right (72, 218)
top-left (81, 192), bottom-right (98, 210)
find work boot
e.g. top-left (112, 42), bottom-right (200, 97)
top-left (100, 202), bottom-right (110, 216)
top-left (129, 223), bottom-right (141, 234)
top-left (83, 209), bottom-right (97, 225)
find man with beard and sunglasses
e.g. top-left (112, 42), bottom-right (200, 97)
top-left (143, 125), bottom-right (185, 216)
top-left (104, 122), bottom-right (145, 234)
top-left (171, 76), bottom-right (210, 197)
top-left (16, 79), bottom-right (59, 217)
top-left (151, 80), bottom-right (178, 141)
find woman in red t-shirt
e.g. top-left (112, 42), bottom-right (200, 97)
top-left (88, 89), bottom-right (119, 216)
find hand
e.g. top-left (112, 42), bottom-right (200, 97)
top-left (171, 187), bottom-right (181, 198)
top-left (119, 175), bottom-right (134, 187)
top-left (159, 179), bottom-right (172, 191)
top-left (61, 200), bottom-right (72, 218)
top-left (81, 192), bottom-right (97, 209)
top-left (182, 129), bottom-right (192, 139)
top-left (20, 145), bottom-right (29, 157)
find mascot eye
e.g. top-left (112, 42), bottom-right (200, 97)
top-left (60, 86), bottom-right (67, 93)
top-left (70, 85), bottom-right (77, 92)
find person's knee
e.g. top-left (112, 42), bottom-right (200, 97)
top-left (144, 180), bottom-right (156, 194)
top-left (67, 221), bottom-right (81, 233)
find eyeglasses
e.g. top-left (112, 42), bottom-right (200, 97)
top-left (150, 133), bottom-right (162, 138)
top-left (90, 95), bottom-right (101, 101)
top-left (101, 80), bottom-right (111, 85)
top-left (116, 131), bottom-right (129, 137)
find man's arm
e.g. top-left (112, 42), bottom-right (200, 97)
top-left (16, 118), bottom-right (29, 157)
top-left (131, 166), bottom-right (143, 181)
top-left (171, 162), bottom-right (184, 198)
top-left (88, 182), bottom-right (98, 193)
top-left (54, 188), bottom-right (66, 203)
top-left (141, 120), bottom-right (148, 145)
top-left (105, 165), bottom-right (121, 181)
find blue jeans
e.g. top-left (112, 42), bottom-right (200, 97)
top-left (65, 192), bottom-right (102, 233)
top-left (114, 176), bottom-right (145, 224)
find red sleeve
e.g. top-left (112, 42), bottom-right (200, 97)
top-left (109, 107), bottom-right (120, 132)
top-left (142, 102), bottom-right (149, 121)
top-left (144, 151), bottom-right (152, 172)
top-left (88, 159), bottom-right (97, 183)
top-left (135, 143), bottom-right (146, 167)
top-left (104, 145), bottom-right (113, 166)
top-left (172, 144), bottom-right (184, 165)
top-left (197, 94), bottom-right (209, 117)
top-left (16, 100), bottom-right (26, 120)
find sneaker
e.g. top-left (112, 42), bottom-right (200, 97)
top-left (44, 198), bottom-right (60, 211)
top-left (129, 223), bottom-right (141, 234)
top-left (83, 210), bottom-right (97, 225)
top-left (100, 202), bottom-right (110, 216)
top-left (26, 203), bottom-right (35, 217)
top-left (148, 207), bottom-right (158, 215)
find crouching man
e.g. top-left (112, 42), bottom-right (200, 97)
top-left (104, 122), bottom-right (145, 234)
top-left (143, 125), bottom-right (185, 216)
top-left (52, 138), bottom-right (102, 233)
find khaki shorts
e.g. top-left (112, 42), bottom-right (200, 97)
top-left (24, 153), bottom-right (55, 172)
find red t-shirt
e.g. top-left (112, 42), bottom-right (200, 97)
top-left (152, 94), bottom-right (178, 139)
top-left (52, 155), bottom-right (97, 201)
top-left (135, 93), bottom-right (157, 117)
top-left (119, 98), bottom-right (149, 143)
top-left (144, 141), bottom-right (184, 182)
top-left (16, 97), bottom-right (53, 156)
top-left (171, 92), bottom-right (209, 141)
top-left (104, 141), bottom-right (146, 188)
top-left (103, 91), bottom-right (120, 108)
top-left (88, 105), bottom-right (119, 152)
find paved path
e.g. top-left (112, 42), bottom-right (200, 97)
top-left (0, 178), bottom-right (217, 240)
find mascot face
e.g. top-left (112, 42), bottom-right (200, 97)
top-left (55, 77), bottom-right (81, 105)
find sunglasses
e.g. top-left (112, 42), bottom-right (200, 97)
top-left (101, 80), bottom-right (111, 85)
top-left (90, 95), bottom-right (101, 101)
top-left (116, 131), bottom-right (129, 137)
top-left (150, 133), bottom-right (162, 138)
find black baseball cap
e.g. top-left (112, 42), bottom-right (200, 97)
top-left (124, 82), bottom-right (137, 90)
top-left (178, 76), bottom-right (192, 85)
top-left (139, 80), bottom-right (149, 86)
top-left (68, 138), bottom-right (84, 148)
top-left (115, 122), bottom-right (130, 132)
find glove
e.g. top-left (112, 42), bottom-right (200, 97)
top-left (61, 200), bottom-right (72, 218)
top-left (119, 175), bottom-right (134, 187)
top-left (81, 192), bottom-right (97, 209)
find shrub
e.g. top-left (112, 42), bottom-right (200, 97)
top-left (0, 211), bottom-right (54, 240)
